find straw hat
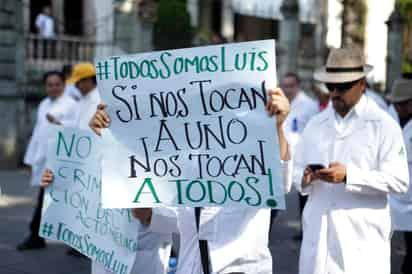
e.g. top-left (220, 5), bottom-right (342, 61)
top-left (66, 63), bottom-right (96, 84)
top-left (314, 47), bottom-right (373, 83)
top-left (386, 78), bottom-right (412, 103)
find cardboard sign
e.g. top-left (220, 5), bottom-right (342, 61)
top-left (40, 127), bottom-right (138, 274)
top-left (96, 40), bottom-right (285, 209)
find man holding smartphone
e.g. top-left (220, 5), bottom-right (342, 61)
top-left (293, 47), bottom-right (409, 274)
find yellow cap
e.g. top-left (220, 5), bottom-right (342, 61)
top-left (66, 63), bottom-right (96, 84)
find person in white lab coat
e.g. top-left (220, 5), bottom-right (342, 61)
top-left (279, 73), bottom-right (319, 236)
top-left (386, 78), bottom-right (412, 274)
top-left (89, 88), bottom-right (293, 274)
top-left (35, 6), bottom-right (55, 38)
top-left (17, 71), bottom-right (78, 251)
top-left (293, 47), bottom-right (409, 274)
top-left (41, 63), bottom-right (173, 273)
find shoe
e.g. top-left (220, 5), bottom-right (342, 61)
top-left (66, 247), bottom-right (87, 258)
top-left (16, 237), bottom-right (46, 251)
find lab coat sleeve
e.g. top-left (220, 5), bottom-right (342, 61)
top-left (292, 134), bottom-right (312, 195)
top-left (346, 121), bottom-right (409, 194)
top-left (24, 100), bottom-right (46, 166)
top-left (282, 159), bottom-right (293, 194)
top-left (148, 207), bottom-right (179, 234)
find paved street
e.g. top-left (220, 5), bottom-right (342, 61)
top-left (0, 169), bottom-right (406, 274)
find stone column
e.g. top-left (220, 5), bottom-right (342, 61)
top-left (386, 5), bottom-right (404, 93)
top-left (0, 0), bottom-right (25, 168)
top-left (278, 0), bottom-right (300, 79)
top-left (221, 0), bottom-right (234, 42)
top-left (113, 0), bottom-right (154, 53)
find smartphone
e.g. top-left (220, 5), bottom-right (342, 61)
top-left (308, 164), bottom-right (325, 171)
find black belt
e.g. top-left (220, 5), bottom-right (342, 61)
top-left (195, 207), bottom-right (211, 274)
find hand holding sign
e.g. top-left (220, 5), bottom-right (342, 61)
top-left (266, 88), bottom-right (290, 126)
top-left (40, 168), bottom-right (54, 187)
top-left (131, 208), bottom-right (152, 226)
top-left (89, 103), bottom-right (110, 136)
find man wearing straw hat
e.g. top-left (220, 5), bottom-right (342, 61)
top-left (292, 47), bottom-right (409, 274)
top-left (387, 78), bottom-right (412, 274)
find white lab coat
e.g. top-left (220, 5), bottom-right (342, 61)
top-left (390, 119), bottom-right (412, 231)
top-left (92, 227), bottom-right (172, 274)
top-left (148, 162), bottom-right (292, 274)
top-left (387, 104), bottom-right (400, 123)
top-left (24, 94), bottom-right (78, 186)
top-left (84, 88), bottom-right (173, 274)
top-left (35, 13), bottom-right (55, 38)
top-left (365, 88), bottom-right (388, 111)
top-left (283, 91), bottom-right (318, 154)
top-left (293, 95), bottom-right (409, 274)
top-left (76, 88), bottom-right (101, 130)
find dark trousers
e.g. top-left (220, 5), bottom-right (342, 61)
top-left (29, 188), bottom-right (44, 239)
top-left (299, 194), bottom-right (308, 215)
top-left (402, 232), bottom-right (412, 274)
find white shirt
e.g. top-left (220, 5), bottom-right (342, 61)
top-left (64, 84), bottom-right (81, 101)
top-left (148, 161), bottom-right (293, 274)
top-left (24, 94), bottom-right (78, 186)
top-left (76, 88), bottom-right (101, 130)
top-left (293, 95), bottom-right (409, 274)
top-left (35, 14), bottom-right (55, 38)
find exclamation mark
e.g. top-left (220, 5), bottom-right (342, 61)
top-left (265, 168), bottom-right (277, 207)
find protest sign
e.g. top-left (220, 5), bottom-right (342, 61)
top-left (40, 127), bottom-right (138, 274)
top-left (96, 39), bottom-right (285, 209)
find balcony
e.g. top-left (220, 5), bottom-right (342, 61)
top-left (24, 34), bottom-right (96, 72)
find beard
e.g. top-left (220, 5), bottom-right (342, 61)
top-left (332, 98), bottom-right (350, 116)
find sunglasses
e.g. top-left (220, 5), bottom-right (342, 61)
top-left (326, 80), bottom-right (359, 93)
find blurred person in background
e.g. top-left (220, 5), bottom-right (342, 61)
top-left (273, 72), bottom-right (319, 240)
top-left (17, 71), bottom-right (78, 251)
top-left (386, 78), bottom-right (412, 274)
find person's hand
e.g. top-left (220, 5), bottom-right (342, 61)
top-left (266, 88), bottom-right (290, 126)
top-left (131, 208), bottom-right (152, 226)
top-left (89, 103), bottom-right (110, 136)
top-left (316, 162), bottom-right (347, 184)
top-left (40, 169), bottom-right (54, 188)
top-left (302, 167), bottom-right (318, 186)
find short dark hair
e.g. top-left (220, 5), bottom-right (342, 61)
top-left (43, 70), bottom-right (65, 84)
top-left (283, 72), bottom-right (300, 84)
top-left (62, 64), bottom-right (72, 76)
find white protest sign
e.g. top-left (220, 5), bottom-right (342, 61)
top-left (96, 39), bottom-right (285, 209)
top-left (40, 127), bottom-right (138, 274)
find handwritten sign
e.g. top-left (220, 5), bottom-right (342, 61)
top-left (40, 127), bottom-right (138, 274)
top-left (96, 40), bottom-right (285, 209)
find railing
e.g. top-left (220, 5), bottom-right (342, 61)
top-left (24, 34), bottom-right (96, 72)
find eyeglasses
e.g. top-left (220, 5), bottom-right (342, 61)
top-left (326, 80), bottom-right (359, 93)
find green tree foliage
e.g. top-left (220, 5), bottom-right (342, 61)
top-left (153, 0), bottom-right (193, 50)
top-left (397, 0), bottom-right (412, 73)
